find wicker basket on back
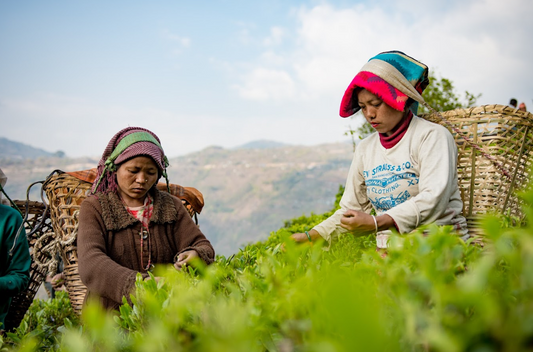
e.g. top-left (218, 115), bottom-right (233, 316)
top-left (4, 200), bottom-right (53, 331)
top-left (42, 172), bottom-right (93, 313)
top-left (42, 170), bottom-right (204, 314)
top-left (421, 104), bottom-right (533, 240)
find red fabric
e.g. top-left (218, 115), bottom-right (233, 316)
top-left (125, 194), bottom-right (154, 228)
top-left (340, 71), bottom-right (409, 117)
top-left (66, 169), bottom-right (98, 184)
top-left (379, 111), bottom-right (413, 149)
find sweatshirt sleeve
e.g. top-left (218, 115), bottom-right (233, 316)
top-left (77, 198), bottom-right (140, 304)
top-left (312, 148), bottom-right (373, 242)
top-left (0, 207), bottom-right (31, 295)
top-left (384, 125), bottom-right (458, 233)
top-left (172, 198), bottom-right (215, 265)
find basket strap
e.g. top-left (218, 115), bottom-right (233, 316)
top-left (422, 102), bottom-right (512, 180)
top-left (2, 183), bottom-right (27, 261)
top-left (0, 183), bottom-right (22, 214)
top-left (503, 125), bottom-right (530, 210)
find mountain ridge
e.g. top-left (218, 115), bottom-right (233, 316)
top-left (0, 137), bottom-right (57, 159)
top-left (1, 136), bottom-right (295, 159)
top-left (1, 138), bottom-right (353, 255)
top-left (234, 140), bottom-right (288, 150)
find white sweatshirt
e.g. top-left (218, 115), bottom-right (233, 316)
top-left (313, 115), bottom-right (468, 242)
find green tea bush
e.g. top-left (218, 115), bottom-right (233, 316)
top-left (5, 185), bottom-right (533, 351)
top-left (0, 291), bottom-right (78, 351)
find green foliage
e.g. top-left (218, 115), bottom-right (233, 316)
top-left (0, 291), bottom-right (78, 352)
top-left (344, 122), bottom-right (374, 152)
top-left (418, 72), bottom-right (481, 114)
top-left (6, 183), bottom-right (533, 351)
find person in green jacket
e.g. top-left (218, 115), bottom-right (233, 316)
top-left (0, 169), bottom-right (31, 331)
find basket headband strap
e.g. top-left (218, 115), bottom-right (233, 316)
top-left (105, 131), bottom-right (168, 170)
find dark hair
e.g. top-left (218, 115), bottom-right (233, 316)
top-left (510, 98), bottom-right (518, 107)
top-left (351, 89), bottom-right (415, 115)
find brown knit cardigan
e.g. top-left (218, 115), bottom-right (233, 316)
top-left (77, 189), bottom-right (215, 310)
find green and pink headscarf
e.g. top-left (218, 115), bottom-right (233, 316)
top-left (91, 127), bottom-right (170, 194)
top-left (339, 50), bottom-right (430, 117)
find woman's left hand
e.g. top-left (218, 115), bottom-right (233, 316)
top-left (174, 250), bottom-right (199, 271)
top-left (339, 210), bottom-right (376, 234)
top-left (50, 273), bottom-right (66, 290)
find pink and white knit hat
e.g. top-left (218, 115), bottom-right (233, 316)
top-left (339, 51), bottom-right (429, 117)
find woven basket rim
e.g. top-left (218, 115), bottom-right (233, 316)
top-left (420, 104), bottom-right (533, 122)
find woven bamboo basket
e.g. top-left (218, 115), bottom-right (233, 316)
top-left (421, 104), bottom-right (533, 240)
top-left (42, 170), bottom-right (203, 314)
top-left (42, 171), bottom-right (93, 314)
top-left (4, 200), bottom-right (53, 331)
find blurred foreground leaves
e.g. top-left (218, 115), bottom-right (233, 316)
top-left (3, 187), bottom-right (533, 351)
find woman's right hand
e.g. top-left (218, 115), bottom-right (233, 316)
top-left (290, 229), bottom-right (320, 243)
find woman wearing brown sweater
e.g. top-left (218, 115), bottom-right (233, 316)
top-left (77, 127), bottom-right (214, 310)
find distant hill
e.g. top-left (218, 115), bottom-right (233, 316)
top-left (166, 142), bottom-right (352, 255)
top-left (235, 140), bottom-right (288, 150)
top-left (2, 140), bottom-right (353, 256)
top-left (1, 155), bottom-right (99, 201)
top-left (0, 137), bottom-right (57, 159)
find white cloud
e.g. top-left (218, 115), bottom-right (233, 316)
top-left (259, 51), bottom-right (287, 66)
top-left (235, 21), bottom-right (256, 46)
top-left (1, 94), bottom-right (199, 157)
top-left (2, 92), bottom-right (339, 159)
top-left (163, 31), bottom-right (191, 47)
top-left (4, 0), bottom-right (533, 160)
top-left (233, 68), bottom-right (296, 101)
top-left (263, 26), bottom-right (284, 46)
top-left (233, 0), bottom-right (533, 106)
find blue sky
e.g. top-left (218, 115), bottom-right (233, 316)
top-left (1, 0), bottom-right (532, 158)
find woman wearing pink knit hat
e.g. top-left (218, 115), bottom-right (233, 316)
top-left (292, 51), bottom-right (468, 248)
top-left (78, 127), bottom-right (214, 310)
